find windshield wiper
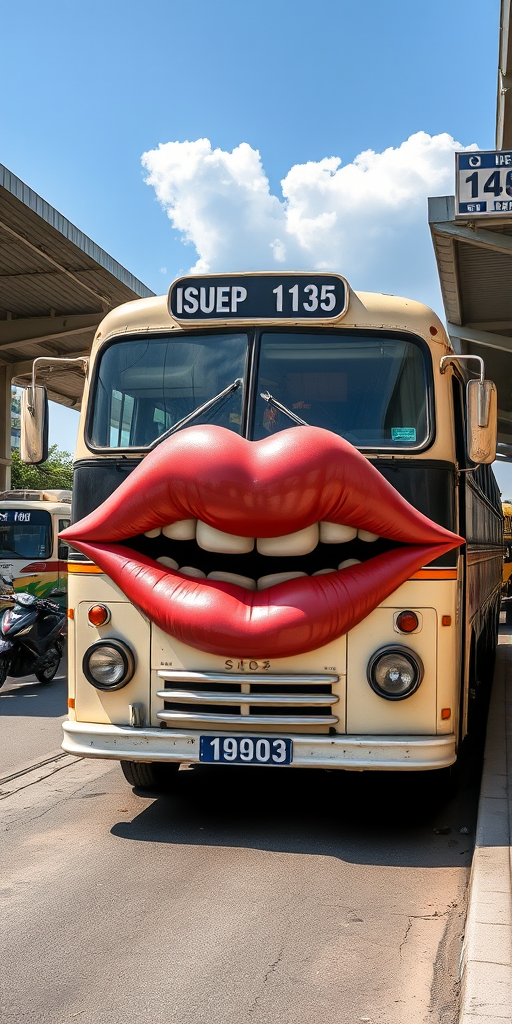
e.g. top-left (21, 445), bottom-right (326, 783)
top-left (260, 391), bottom-right (308, 426)
top-left (152, 378), bottom-right (243, 444)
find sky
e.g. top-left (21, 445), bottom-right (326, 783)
top-left (3, 0), bottom-right (510, 492)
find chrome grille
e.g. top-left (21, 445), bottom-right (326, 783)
top-left (156, 670), bottom-right (339, 730)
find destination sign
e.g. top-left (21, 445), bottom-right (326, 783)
top-left (168, 273), bottom-right (348, 323)
top-left (456, 150), bottom-right (512, 217)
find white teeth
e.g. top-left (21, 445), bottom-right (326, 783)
top-left (257, 571), bottom-right (307, 591)
top-left (257, 524), bottom-right (319, 557)
top-left (162, 520), bottom-right (197, 541)
top-left (358, 530), bottom-right (379, 543)
top-left (144, 528), bottom-right (161, 538)
top-left (156, 556), bottom-right (179, 569)
top-left (338, 559), bottom-right (362, 570)
top-left (207, 571), bottom-right (256, 590)
top-left (179, 566), bottom-right (206, 578)
top-left (196, 521), bottom-right (254, 554)
top-left (312, 568), bottom-right (337, 575)
top-left (319, 522), bottom-right (357, 544)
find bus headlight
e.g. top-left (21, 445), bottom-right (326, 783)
top-left (367, 646), bottom-right (423, 700)
top-left (82, 640), bottom-right (135, 691)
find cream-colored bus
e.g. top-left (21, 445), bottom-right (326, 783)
top-left (21, 273), bottom-right (503, 789)
top-left (0, 489), bottom-right (71, 607)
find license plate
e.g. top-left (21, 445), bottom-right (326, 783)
top-left (199, 735), bottom-right (292, 765)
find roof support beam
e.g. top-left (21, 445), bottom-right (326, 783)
top-left (0, 218), bottom-right (112, 309)
top-left (0, 313), bottom-right (99, 351)
top-left (447, 322), bottom-right (512, 354)
top-left (431, 220), bottom-right (512, 256)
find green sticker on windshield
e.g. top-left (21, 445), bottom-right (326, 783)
top-left (391, 427), bottom-right (416, 442)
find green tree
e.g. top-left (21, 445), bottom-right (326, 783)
top-left (10, 446), bottom-right (73, 490)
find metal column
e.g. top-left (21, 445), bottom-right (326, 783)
top-left (0, 365), bottom-right (12, 490)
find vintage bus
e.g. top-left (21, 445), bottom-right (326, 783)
top-left (0, 490), bottom-right (71, 607)
top-left (20, 273), bottom-right (503, 789)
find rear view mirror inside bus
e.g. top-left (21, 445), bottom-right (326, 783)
top-left (20, 386), bottom-right (49, 465)
top-left (466, 378), bottom-right (497, 464)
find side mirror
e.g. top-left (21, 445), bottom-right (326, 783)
top-left (20, 386), bottom-right (49, 465)
top-left (466, 379), bottom-right (497, 464)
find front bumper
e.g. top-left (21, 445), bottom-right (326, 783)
top-left (62, 720), bottom-right (456, 771)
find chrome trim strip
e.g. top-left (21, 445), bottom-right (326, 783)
top-left (156, 670), bottom-right (339, 685)
top-left (156, 711), bottom-right (339, 726)
top-left (156, 688), bottom-right (339, 707)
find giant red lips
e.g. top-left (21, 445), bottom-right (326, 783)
top-left (62, 425), bottom-right (462, 658)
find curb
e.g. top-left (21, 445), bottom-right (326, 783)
top-left (459, 642), bottom-right (512, 1022)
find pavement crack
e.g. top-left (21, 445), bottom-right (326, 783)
top-left (399, 917), bottom-right (413, 959)
top-left (248, 946), bottom-right (285, 1015)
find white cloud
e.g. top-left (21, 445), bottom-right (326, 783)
top-left (142, 132), bottom-right (477, 309)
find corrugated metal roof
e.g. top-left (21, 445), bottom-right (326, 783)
top-left (0, 164), bottom-right (155, 408)
top-left (458, 243), bottom-right (512, 323)
top-left (0, 165), bottom-right (153, 303)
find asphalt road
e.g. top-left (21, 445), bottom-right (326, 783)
top-left (2, 632), bottom-right (502, 1024)
top-left (0, 659), bottom-right (68, 776)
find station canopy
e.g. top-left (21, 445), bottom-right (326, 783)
top-left (429, 195), bottom-right (512, 460)
top-left (428, 2), bottom-right (512, 461)
top-left (0, 164), bottom-right (154, 408)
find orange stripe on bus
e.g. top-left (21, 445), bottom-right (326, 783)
top-left (66, 562), bottom-right (456, 580)
top-left (410, 570), bottom-right (457, 580)
top-left (67, 563), bottom-right (104, 574)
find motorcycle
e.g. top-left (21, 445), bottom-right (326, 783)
top-left (0, 576), bottom-right (67, 687)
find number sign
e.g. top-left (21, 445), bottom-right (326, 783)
top-left (456, 151), bottom-right (512, 217)
top-left (168, 273), bottom-right (348, 323)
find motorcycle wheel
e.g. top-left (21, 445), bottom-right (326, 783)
top-left (35, 645), bottom-right (61, 684)
top-left (0, 656), bottom-right (9, 688)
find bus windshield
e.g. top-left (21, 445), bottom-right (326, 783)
top-left (0, 509), bottom-right (52, 559)
top-left (89, 328), bottom-right (429, 450)
top-left (90, 334), bottom-right (247, 448)
top-left (253, 331), bottom-right (429, 447)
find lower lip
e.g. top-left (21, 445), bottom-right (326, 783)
top-left (71, 539), bottom-right (453, 658)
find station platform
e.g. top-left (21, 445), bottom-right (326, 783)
top-left (459, 629), bottom-right (512, 1022)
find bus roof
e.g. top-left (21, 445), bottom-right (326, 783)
top-left (0, 489), bottom-right (71, 503)
top-left (91, 288), bottom-right (454, 356)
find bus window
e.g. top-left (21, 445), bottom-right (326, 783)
top-left (253, 331), bottom-right (429, 447)
top-left (89, 334), bottom-right (247, 449)
top-left (0, 509), bottom-right (52, 559)
top-left (58, 519), bottom-right (71, 561)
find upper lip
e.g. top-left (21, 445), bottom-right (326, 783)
top-left (62, 425), bottom-right (462, 658)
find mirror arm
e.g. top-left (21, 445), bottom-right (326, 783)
top-left (28, 356), bottom-right (89, 413)
top-left (439, 354), bottom-right (490, 427)
top-left (440, 353), bottom-right (484, 383)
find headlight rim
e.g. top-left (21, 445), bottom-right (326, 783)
top-left (82, 638), bottom-right (135, 691)
top-left (367, 644), bottom-right (424, 701)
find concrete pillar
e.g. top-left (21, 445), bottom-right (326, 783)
top-left (0, 365), bottom-right (12, 491)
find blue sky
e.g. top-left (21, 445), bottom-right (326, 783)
top-left (3, 0), bottom-right (509, 490)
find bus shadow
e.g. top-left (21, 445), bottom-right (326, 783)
top-left (110, 760), bottom-right (480, 868)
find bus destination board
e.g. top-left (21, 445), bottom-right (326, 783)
top-left (456, 150), bottom-right (512, 217)
top-left (168, 273), bottom-right (348, 323)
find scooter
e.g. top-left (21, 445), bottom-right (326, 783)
top-left (0, 576), bottom-right (67, 687)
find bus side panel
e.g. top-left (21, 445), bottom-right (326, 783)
top-left (461, 475), bottom-right (503, 738)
